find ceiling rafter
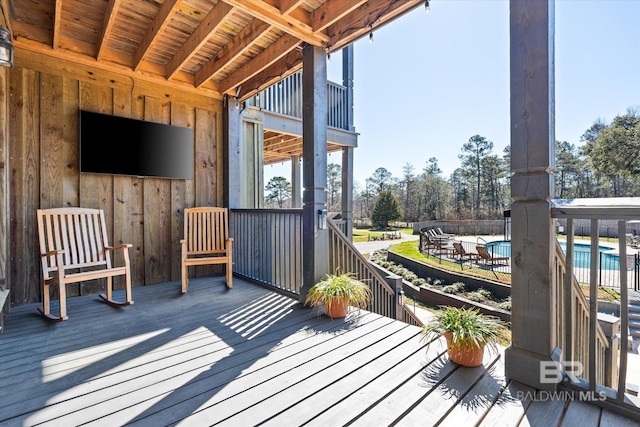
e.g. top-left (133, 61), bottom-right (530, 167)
top-left (166, 1), bottom-right (234, 80)
top-left (327, 0), bottom-right (421, 51)
top-left (218, 34), bottom-right (301, 95)
top-left (312, 0), bottom-right (367, 34)
top-left (96, 0), bottom-right (123, 61)
top-left (52, 0), bottom-right (63, 49)
top-left (194, 19), bottom-right (271, 88)
top-left (279, 0), bottom-right (304, 15)
top-left (237, 49), bottom-right (302, 101)
top-left (222, 0), bottom-right (329, 46)
top-left (133, 0), bottom-right (182, 71)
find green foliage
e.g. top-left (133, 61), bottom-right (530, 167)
top-left (466, 291), bottom-right (487, 302)
top-left (498, 300), bottom-right (512, 311)
top-left (371, 190), bottom-right (402, 230)
top-left (265, 176), bottom-right (292, 208)
top-left (421, 306), bottom-right (503, 352)
top-left (304, 272), bottom-right (373, 313)
top-left (412, 278), bottom-right (428, 287)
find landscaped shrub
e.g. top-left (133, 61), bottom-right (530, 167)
top-left (413, 278), bottom-right (428, 287)
top-left (467, 291), bottom-right (487, 302)
top-left (432, 279), bottom-right (443, 286)
top-left (443, 284), bottom-right (460, 294)
top-left (498, 300), bottom-right (512, 311)
top-left (477, 288), bottom-right (493, 300)
top-left (403, 272), bottom-right (418, 281)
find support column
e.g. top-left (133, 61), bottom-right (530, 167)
top-left (300, 44), bottom-right (329, 303)
top-left (341, 45), bottom-right (355, 238)
top-left (342, 45), bottom-right (355, 132)
top-left (505, 0), bottom-right (558, 390)
top-left (224, 96), bottom-right (242, 208)
top-left (341, 147), bottom-right (353, 239)
top-left (291, 155), bottom-right (301, 208)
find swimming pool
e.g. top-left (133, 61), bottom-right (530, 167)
top-left (485, 240), bottom-right (625, 271)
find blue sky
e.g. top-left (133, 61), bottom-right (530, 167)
top-left (266, 0), bottom-right (640, 190)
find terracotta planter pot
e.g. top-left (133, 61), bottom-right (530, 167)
top-left (443, 331), bottom-right (485, 367)
top-left (324, 298), bottom-right (349, 319)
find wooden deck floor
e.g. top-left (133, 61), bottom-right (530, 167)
top-left (1, 277), bottom-right (638, 426)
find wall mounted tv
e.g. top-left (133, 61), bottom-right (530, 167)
top-left (79, 110), bottom-right (194, 180)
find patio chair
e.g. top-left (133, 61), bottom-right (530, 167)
top-left (476, 245), bottom-right (510, 266)
top-left (436, 227), bottom-right (455, 239)
top-left (37, 207), bottom-right (133, 321)
top-left (453, 242), bottom-right (480, 261)
top-left (181, 207), bottom-right (233, 293)
top-left (432, 237), bottom-right (454, 257)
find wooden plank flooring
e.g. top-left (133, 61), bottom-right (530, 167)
top-left (1, 277), bottom-right (638, 426)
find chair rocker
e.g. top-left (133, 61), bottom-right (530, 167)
top-left (181, 207), bottom-right (233, 293)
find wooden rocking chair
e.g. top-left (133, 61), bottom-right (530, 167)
top-left (37, 207), bottom-right (133, 321)
top-left (181, 207), bottom-right (233, 293)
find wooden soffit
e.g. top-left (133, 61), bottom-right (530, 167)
top-left (9, 0), bottom-right (422, 101)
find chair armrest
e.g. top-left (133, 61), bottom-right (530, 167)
top-left (180, 239), bottom-right (187, 244)
top-left (227, 237), bottom-right (234, 242)
top-left (41, 249), bottom-right (65, 258)
top-left (105, 244), bottom-right (132, 251)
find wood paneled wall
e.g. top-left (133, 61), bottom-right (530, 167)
top-left (6, 64), bottom-right (224, 306)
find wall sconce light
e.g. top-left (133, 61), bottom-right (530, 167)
top-left (0, 26), bottom-right (14, 68)
top-left (318, 209), bottom-right (327, 230)
top-left (397, 288), bottom-right (404, 306)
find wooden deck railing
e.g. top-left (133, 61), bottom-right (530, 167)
top-left (229, 209), bottom-right (414, 325)
top-left (554, 240), bottom-right (609, 385)
top-left (230, 209), bottom-right (302, 295)
top-left (551, 198), bottom-right (639, 416)
top-left (251, 71), bottom-right (349, 130)
top-left (328, 218), bottom-right (398, 320)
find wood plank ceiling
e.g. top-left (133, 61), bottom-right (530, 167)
top-left (8, 0), bottom-right (422, 102)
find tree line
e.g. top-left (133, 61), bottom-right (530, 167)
top-left (265, 108), bottom-right (640, 223)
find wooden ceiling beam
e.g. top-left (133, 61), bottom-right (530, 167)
top-left (219, 34), bottom-right (301, 95)
top-left (312, 0), bottom-right (367, 34)
top-left (279, 0), bottom-right (304, 15)
top-left (235, 48), bottom-right (302, 101)
top-left (52, 0), bottom-right (63, 49)
top-left (133, 0), bottom-right (182, 71)
top-left (222, 0), bottom-right (328, 46)
top-left (13, 41), bottom-right (221, 99)
top-left (327, 0), bottom-right (422, 51)
top-left (166, 1), bottom-right (234, 80)
top-left (194, 19), bottom-right (270, 88)
top-left (96, 0), bottom-right (123, 61)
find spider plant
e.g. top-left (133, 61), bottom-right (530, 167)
top-left (421, 306), bottom-right (503, 366)
top-left (304, 272), bottom-right (373, 318)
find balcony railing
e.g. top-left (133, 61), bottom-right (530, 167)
top-left (250, 71), bottom-right (350, 130)
top-left (230, 209), bottom-right (303, 296)
top-left (229, 209), bottom-right (415, 325)
top-left (551, 198), bottom-right (640, 418)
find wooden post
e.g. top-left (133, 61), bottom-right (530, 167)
top-left (505, 0), bottom-right (558, 390)
top-left (224, 95), bottom-right (242, 209)
top-left (291, 155), bottom-right (301, 208)
top-left (341, 146), bottom-right (353, 239)
top-left (300, 44), bottom-right (329, 303)
top-left (341, 45), bottom-right (355, 239)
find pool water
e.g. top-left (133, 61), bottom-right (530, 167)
top-left (485, 241), bottom-right (626, 271)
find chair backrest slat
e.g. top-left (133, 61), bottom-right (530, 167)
top-left (37, 208), bottom-right (109, 273)
top-left (184, 207), bottom-right (229, 255)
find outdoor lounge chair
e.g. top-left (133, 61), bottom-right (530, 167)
top-left (453, 242), bottom-right (480, 261)
top-left (436, 227), bottom-right (455, 239)
top-left (476, 245), bottom-right (510, 266)
top-left (432, 237), bottom-right (454, 256)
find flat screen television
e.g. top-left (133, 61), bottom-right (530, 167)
top-left (79, 110), bottom-right (194, 180)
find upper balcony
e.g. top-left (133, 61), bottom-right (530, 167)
top-left (246, 71), bottom-right (358, 165)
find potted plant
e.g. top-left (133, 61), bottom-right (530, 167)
top-left (421, 306), bottom-right (503, 367)
top-left (304, 272), bottom-right (373, 319)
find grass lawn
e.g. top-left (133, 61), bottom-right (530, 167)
top-left (352, 228), bottom-right (414, 243)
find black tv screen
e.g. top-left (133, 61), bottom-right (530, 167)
top-left (79, 110), bottom-right (194, 180)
